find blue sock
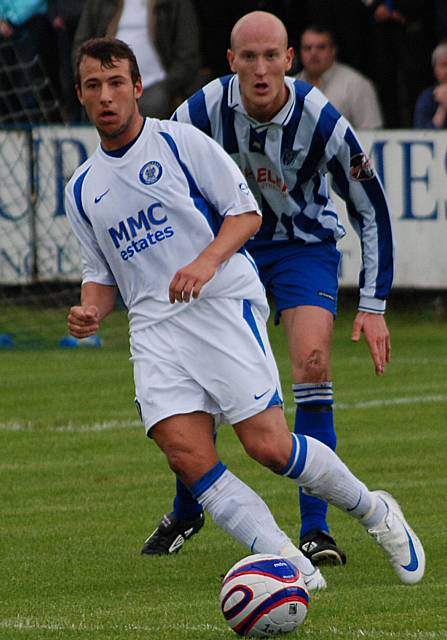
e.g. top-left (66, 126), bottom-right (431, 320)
top-left (292, 382), bottom-right (336, 539)
top-left (173, 476), bottom-right (204, 521)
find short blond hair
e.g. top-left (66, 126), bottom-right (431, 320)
top-left (432, 40), bottom-right (447, 66)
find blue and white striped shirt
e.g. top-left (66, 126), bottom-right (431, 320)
top-left (173, 75), bottom-right (395, 312)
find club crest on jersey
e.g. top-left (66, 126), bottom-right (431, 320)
top-left (139, 161), bottom-right (163, 185)
top-left (281, 149), bottom-right (298, 166)
top-left (350, 153), bottom-right (375, 181)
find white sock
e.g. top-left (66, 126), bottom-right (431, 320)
top-left (285, 433), bottom-right (375, 519)
top-left (361, 493), bottom-right (388, 529)
top-left (196, 467), bottom-right (296, 555)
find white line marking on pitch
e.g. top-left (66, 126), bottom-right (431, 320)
top-left (0, 419), bottom-right (141, 432)
top-left (0, 619), bottom-right (445, 638)
top-left (1, 395), bottom-right (446, 432)
top-left (0, 619), bottom-right (227, 634)
top-left (285, 394), bottom-right (447, 414)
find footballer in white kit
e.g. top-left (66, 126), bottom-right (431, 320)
top-left (65, 36), bottom-right (425, 592)
top-left (65, 117), bottom-right (283, 431)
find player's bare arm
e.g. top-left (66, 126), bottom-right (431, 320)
top-left (68, 282), bottom-right (118, 338)
top-left (351, 311), bottom-right (391, 375)
top-left (169, 211), bottom-right (261, 303)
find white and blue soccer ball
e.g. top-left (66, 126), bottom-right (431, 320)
top-left (220, 553), bottom-right (310, 637)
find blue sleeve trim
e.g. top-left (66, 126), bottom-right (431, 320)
top-left (72, 166), bottom-right (92, 226)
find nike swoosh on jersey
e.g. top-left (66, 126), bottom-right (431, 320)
top-left (401, 528), bottom-right (419, 572)
top-left (94, 189), bottom-right (110, 203)
top-left (254, 389), bottom-right (270, 400)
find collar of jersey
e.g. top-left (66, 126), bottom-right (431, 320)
top-left (228, 74), bottom-right (296, 128)
top-left (99, 117), bottom-right (149, 160)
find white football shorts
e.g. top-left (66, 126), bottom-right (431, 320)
top-left (131, 297), bottom-right (283, 434)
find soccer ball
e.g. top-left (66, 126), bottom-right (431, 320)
top-left (220, 554), bottom-right (310, 637)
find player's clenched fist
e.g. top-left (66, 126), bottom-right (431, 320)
top-left (68, 305), bottom-right (100, 338)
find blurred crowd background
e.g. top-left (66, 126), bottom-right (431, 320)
top-left (1, 0), bottom-right (447, 129)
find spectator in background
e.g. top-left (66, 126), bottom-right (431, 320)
top-left (296, 25), bottom-right (383, 129)
top-left (414, 40), bottom-right (447, 128)
top-left (363, 0), bottom-right (435, 127)
top-left (0, 0), bottom-right (60, 123)
top-left (48, 1), bottom-right (86, 122)
top-left (302, 0), bottom-right (372, 78)
top-left (73, 0), bottom-right (200, 119)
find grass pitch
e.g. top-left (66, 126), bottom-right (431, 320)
top-left (1, 300), bottom-right (446, 639)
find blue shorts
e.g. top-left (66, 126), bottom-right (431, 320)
top-left (247, 240), bottom-right (341, 323)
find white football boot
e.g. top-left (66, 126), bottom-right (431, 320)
top-left (301, 564), bottom-right (327, 592)
top-left (287, 550), bottom-right (327, 591)
top-left (367, 491), bottom-right (425, 585)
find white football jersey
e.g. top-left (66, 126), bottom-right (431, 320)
top-left (65, 118), bottom-right (266, 331)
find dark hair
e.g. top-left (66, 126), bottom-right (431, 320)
top-left (300, 24), bottom-right (337, 48)
top-left (75, 37), bottom-right (141, 87)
